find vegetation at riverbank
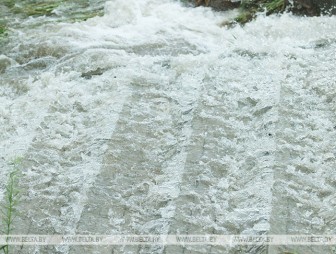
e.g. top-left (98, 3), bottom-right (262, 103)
top-left (0, 25), bottom-right (6, 36)
top-left (235, 0), bottom-right (286, 24)
top-left (194, 0), bottom-right (335, 25)
top-left (0, 158), bottom-right (22, 254)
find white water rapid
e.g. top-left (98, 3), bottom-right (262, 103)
top-left (0, 0), bottom-right (336, 253)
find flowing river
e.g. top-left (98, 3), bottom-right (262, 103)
top-left (0, 0), bottom-right (336, 253)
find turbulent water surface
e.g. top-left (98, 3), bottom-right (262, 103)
top-left (1, 0), bottom-right (336, 253)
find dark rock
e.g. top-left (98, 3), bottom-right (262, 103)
top-left (290, 0), bottom-right (336, 16)
top-left (291, 0), bottom-right (321, 16)
top-left (316, 0), bottom-right (336, 14)
top-left (193, 0), bottom-right (336, 25)
top-left (195, 0), bottom-right (240, 10)
top-left (81, 67), bottom-right (105, 79)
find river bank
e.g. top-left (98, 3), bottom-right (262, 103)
top-left (192, 0), bottom-right (336, 24)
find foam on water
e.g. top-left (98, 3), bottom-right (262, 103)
top-left (0, 0), bottom-right (335, 253)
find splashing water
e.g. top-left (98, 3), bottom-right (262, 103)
top-left (0, 0), bottom-right (336, 253)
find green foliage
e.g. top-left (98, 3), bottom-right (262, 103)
top-left (0, 25), bottom-right (6, 36)
top-left (233, 0), bottom-right (286, 24)
top-left (235, 10), bottom-right (255, 24)
top-left (0, 157), bottom-right (22, 254)
top-left (262, 0), bottom-right (286, 14)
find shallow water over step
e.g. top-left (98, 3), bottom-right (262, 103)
top-left (0, 1), bottom-right (336, 253)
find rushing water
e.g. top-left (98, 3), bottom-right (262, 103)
top-left (1, 0), bottom-right (336, 253)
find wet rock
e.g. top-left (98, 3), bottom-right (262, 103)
top-left (290, 0), bottom-right (321, 16)
top-left (195, 0), bottom-right (240, 10)
top-left (320, 0), bottom-right (336, 14)
top-left (193, 0), bottom-right (336, 24)
top-left (81, 67), bottom-right (105, 79)
top-left (288, 0), bottom-right (336, 16)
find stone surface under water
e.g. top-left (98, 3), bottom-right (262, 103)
top-left (0, 0), bottom-right (336, 253)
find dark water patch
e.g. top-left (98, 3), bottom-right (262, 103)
top-left (14, 43), bottom-right (68, 65)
